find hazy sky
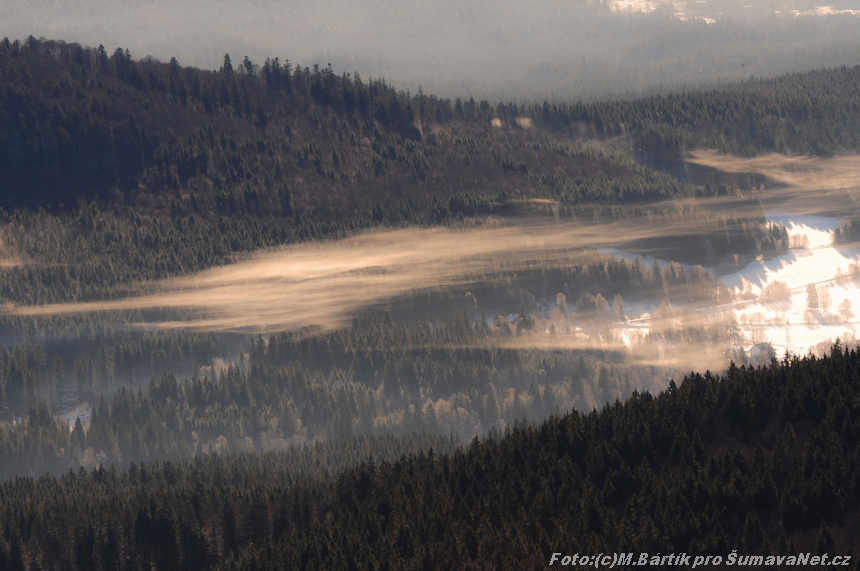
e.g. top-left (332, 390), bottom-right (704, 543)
top-left (3, 0), bottom-right (860, 99)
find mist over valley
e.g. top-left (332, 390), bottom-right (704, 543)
top-left (0, 14), bottom-right (860, 568)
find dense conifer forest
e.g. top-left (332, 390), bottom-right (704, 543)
top-left (1, 347), bottom-right (859, 569)
top-left (0, 37), bottom-right (695, 218)
top-left (3, 33), bottom-right (860, 569)
top-left (4, 36), bottom-right (856, 220)
top-left (1, 300), bottom-right (731, 480)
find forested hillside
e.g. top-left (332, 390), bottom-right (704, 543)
top-left (534, 65), bottom-right (860, 158)
top-left (4, 36), bottom-right (856, 224)
top-left (0, 35), bottom-right (805, 322)
top-left (3, 33), bottom-right (860, 570)
top-left (1, 346), bottom-right (858, 569)
top-left (2, 296), bottom-right (724, 480)
top-left (0, 36), bottom-right (693, 221)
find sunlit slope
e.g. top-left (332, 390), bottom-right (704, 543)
top-left (685, 151), bottom-right (860, 356)
top-left (723, 212), bottom-right (860, 355)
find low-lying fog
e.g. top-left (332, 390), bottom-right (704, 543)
top-left (4, 216), bottom-right (720, 332)
top-left (6, 151), bottom-right (860, 375)
top-left (619, 210), bottom-right (860, 360)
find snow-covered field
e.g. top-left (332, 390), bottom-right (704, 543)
top-left (591, 211), bottom-right (860, 362)
top-left (720, 211), bottom-right (860, 356)
top-left (614, 211), bottom-right (860, 358)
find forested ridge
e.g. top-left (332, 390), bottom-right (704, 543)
top-left (4, 0), bottom-right (860, 104)
top-left (3, 36), bottom-right (855, 223)
top-left (537, 65), bottom-right (860, 158)
top-left (0, 35), bottom-right (802, 300)
top-left (0, 36), bottom-right (695, 221)
top-left (1, 346), bottom-right (859, 569)
top-left (3, 33), bottom-right (860, 570)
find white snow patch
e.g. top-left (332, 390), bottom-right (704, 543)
top-left (791, 6), bottom-right (860, 17)
top-left (610, 0), bottom-right (658, 12)
top-left (720, 211), bottom-right (860, 355)
top-left (722, 212), bottom-right (860, 294)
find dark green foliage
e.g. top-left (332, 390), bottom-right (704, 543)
top-left (529, 65), bottom-right (860, 158)
top-left (3, 37), bottom-right (859, 228)
top-left (0, 204), bottom-right (294, 307)
top-left (0, 200), bottom-right (776, 316)
top-left (0, 309), bottom-right (655, 479)
top-left (2, 345), bottom-right (860, 568)
top-left (2, 35), bottom-right (860, 569)
top-left (0, 37), bottom-right (701, 222)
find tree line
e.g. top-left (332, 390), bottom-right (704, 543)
top-left (0, 36), bottom-right (701, 223)
top-left (0, 200), bottom-right (784, 316)
top-left (1, 344), bottom-right (858, 569)
top-left (5, 35), bottom-right (853, 228)
top-left (0, 308), bottom-right (660, 480)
